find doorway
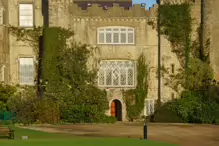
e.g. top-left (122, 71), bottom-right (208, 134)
top-left (110, 99), bottom-right (122, 121)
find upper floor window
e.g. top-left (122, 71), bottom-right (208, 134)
top-left (98, 60), bottom-right (135, 87)
top-left (19, 57), bottom-right (34, 85)
top-left (19, 4), bottom-right (33, 27)
top-left (97, 26), bottom-right (135, 45)
top-left (0, 6), bottom-right (3, 25)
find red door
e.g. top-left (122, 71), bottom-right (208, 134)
top-left (111, 101), bottom-right (116, 117)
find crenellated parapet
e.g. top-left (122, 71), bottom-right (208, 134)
top-left (161, 0), bottom-right (201, 4)
top-left (48, 0), bottom-right (158, 18)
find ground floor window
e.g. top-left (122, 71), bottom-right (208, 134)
top-left (144, 99), bottom-right (155, 116)
top-left (98, 60), bottom-right (135, 87)
top-left (19, 57), bottom-right (34, 85)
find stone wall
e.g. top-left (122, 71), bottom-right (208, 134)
top-left (0, 0), bottom-right (9, 83)
top-left (48, 0), bottom-right (181, 120)
top-left (0, 26), bottom-right (9, 83)
top-left (7, 0), bottom-right (43, 84)
top-left (210, 0), bottom-right (219, 80)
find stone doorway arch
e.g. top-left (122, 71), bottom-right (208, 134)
top-left (110, 99), bottom-right (122, 121)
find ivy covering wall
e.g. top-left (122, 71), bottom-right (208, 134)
top-left (123, 53), bottom-right (149, 121)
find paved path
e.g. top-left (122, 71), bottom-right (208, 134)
top-left (18, 123), bottom-right (219, 146)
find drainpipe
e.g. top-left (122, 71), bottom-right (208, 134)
top-left (156, 0), bottom-right (161, 106)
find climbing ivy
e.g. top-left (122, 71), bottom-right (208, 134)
top-left (159, 3), bottom-right (192, 68)
top-left (9, 26), bottom-right (43, 57)
top-left (154, 3), bottom-right (214, 92)
top-left (122, 53), bottom-right (149, 121)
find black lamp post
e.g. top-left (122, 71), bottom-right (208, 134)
top-left (156, 0), bottom-right (161, 106)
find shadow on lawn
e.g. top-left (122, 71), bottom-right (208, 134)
top-left (0, 135), bottom-right (10, 140)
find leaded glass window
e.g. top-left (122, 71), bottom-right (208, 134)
top-left (97, 26), bottom-right (135, 44)
top-left (98, 60), bottom-right (135, 87)
top-left (19, 57), bottom-right (34, 85)
top-left (145, 99), bottom-right (155, 116)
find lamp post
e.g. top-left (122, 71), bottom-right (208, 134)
top-left (156, 0), bottom-right (161, 106)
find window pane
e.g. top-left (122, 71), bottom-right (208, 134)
top-left (99, 32), bottom-right (104, 43)
top-left (120, 69), bottom-right (126, 85)
top-left (19, 4), bottom-right (33, 27)
top-left (112, 68), bottom-right (119, 85)
top-left (106, 69), bottom-right (112, 85)
top-left (20, 58), bottom-right (34, 85)
top-left (127, 68), bottom-right (133, 85)
top-left (98, 69), bottom-right (105, 85)
top-left (113, 32), bottom-right (119, 43)
top-left (0, 8), bottom-right (3, 25)
top-left (106, 33), bottom-right (112, 43)
top-left (120, 33), bottom-right (126, 43)
top-left (128, 33), bottom-right (134, 43)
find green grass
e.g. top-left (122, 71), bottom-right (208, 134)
top-left (0, 127), bottom-right (176, 146)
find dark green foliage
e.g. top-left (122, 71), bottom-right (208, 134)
top-left (151, 102), bottom-right (183, 123)
top-left (123, 53), bottom-right (148, 121)
top-left (160, 3), bottom-right (192, 45)
top-left (159, 3), bottom-right (192, 89)
top-left (7, 87), bottom-right (38, 124)
top-left (6, 87), bottom-right (60, 124)
top-left (0, 83), bottom-right (16, 112)
top-left (186, 58), bottom-right (214, 90)
top-left (152, 90), bottom-right (219, 124)
top-left (160, 3), bottom-right (192, 68)
top-left (41, 27), bottom-right (108, 123)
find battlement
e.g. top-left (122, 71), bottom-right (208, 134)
top-left (48, 0), bottom-right (158, 18)
top-left (161, 0), bottom-right (201, 4)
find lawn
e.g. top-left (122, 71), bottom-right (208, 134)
top-left (0, 127), bottom-right (176, 146)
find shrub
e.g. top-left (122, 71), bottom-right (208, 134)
top-left (0, 83), bottom-right (16, 112)
top-left (35, 97), bottom-right (60, 124)
top-left (171, 91), bottom-right (202, 122)
top-left (4, 120), bottom-right (13, 125)
top-left (103, 116), bottom-right (117, 124)
top-left (42, 27), bottom-right (109, 123)
top-left (152, 90), bottom-right (219, 124)
top-left (151, 101), bottom-right (183, 123)
top-left (7, 87), bottom-right (38, 124)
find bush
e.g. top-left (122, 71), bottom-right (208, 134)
top-left (35, 97), bottom-right (60, 124)
top-left (152, 90), bottom-right (219, 124)
top-left (103, 116), bottom-right (117, 124)
top-left (4, 120), bottom-right (13, 125)
top-left (0, 120), bottom-right (3, 125)
top-left (215, 119), bottom-right (219, 125)
top-left (7, 87), bottom-right (38, 124)
top-left (171, 91), bottom-right (203, 122)
top-left (0, 83), bottom-right (16, 112)
top-left (151, 101), bottom-right (183, 123)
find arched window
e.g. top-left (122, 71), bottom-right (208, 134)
top-left (98, 60), bottom-right (135, 87)
top-left (97, 26), bottom-right (135, 45)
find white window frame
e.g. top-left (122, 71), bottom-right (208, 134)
top-left (144, 99), bottom-right (155, 116)
top-left (98, 60), bottom-right (135, 87)
top-left (19, 4), bottom-right (34, 27)
top-left (0, 6), bottom-right (3, 25)
top-left (19, 57), bottom-right (35, 85)
top-left (0, 65), bottom-right (5, 82)
top-left (97, 26), bottom-right (135, 45)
